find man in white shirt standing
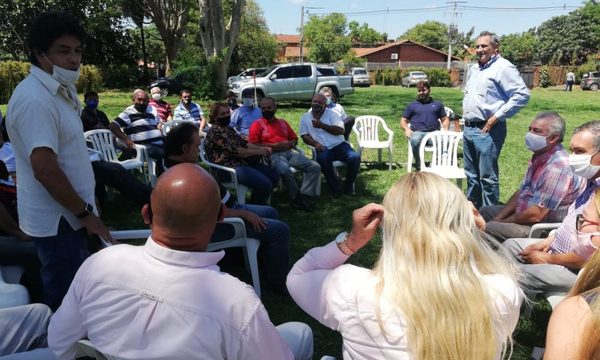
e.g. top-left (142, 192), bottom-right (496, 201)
top-left (300, 94), bottom-right (361, 197)
top-left (6, 11), bottom-right (113, 311)
top-left (48, 164), bottom-right (314, 360)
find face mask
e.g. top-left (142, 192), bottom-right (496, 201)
top-left (525, 132), bottom-right (548, 152)
top-left (312, 104), bottom-right (323, 113)
top-left (44, 54), bottom-right (80, 85)
top-left (85, 99), bottom-right (98, 110)
top-left (182, 98), bottom-right (191, 105)
top-left (242, 97), bottom-right (254, 107)
top-left (569, 152), bottom-right (600, 179)
top-left (217, 115), bottom-right (231, 126)
top-left (134, 103), bottom-right (148, 113)
top-left (326, 97), bottom-right (332, 105)
top-left (151, 93), bottom-right (161, 101)
top-left (262, 110), bottom-right (275, 120)
top-left (227, 99), bottom-right (238, 109)
top-left (573, 230), bottom-right (600, 259)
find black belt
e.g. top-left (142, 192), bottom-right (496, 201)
top-left (464, 120), bottom-right (486, 128)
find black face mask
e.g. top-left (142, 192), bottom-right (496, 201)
top-left (217, 115), bottom-right (231, 126)
top-left (262, 110), bottom-right (275, 120)
top-left (227, 99), bottom-right (238, 109)
top-left (311, 104), bottom-right (323, 113)
top-left (134, 103), bottom-right (148, 113)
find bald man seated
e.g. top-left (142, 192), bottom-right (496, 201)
top-left (47, 164), bottom-right (314, 360)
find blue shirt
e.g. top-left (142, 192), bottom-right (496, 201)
top-left (173, 102), bottom-right (203, 126)
top-left (402, 99), bottom-right (446, 132)
top-left (462, 55), bottom-right (530, 122)
top-left (230, 106), bottom-right (262, 136)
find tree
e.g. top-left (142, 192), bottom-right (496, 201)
top-left (400, 20), bottom-right (447, 50)
top-left (229, 0), bottom-right (277, 75)
top-left (121, 0), bottom-right (150, 81)
top-left (198, 0), bottom-right (245, 96)
top-left (500, 31), bottom-right (538, 67)
top-left (303, 13), bottom-right (351, 63)
top-left (348, 21), bottom-right (386, 46)
top-left (144, 0), bottom-right (193, 75)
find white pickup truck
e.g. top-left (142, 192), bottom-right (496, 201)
top-left (229, 63), bottom-right (354, 101)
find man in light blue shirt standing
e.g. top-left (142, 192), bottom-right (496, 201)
top-left (231, 88), bottom-right (263, 140)
top-left (462, 31), bottom-right (530, 209)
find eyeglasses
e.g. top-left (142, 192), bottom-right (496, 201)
top-left (576, 213), bottom-right (600, 231)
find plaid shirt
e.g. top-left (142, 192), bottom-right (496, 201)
top-left (550, 178), bottom-right (600, 254)
top-left (516, 144), bottom-right (585, 222)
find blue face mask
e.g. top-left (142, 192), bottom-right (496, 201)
top-left (85, 99), bottom-right (98, 110)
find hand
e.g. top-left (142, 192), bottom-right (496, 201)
top-left (157, 122), bottom-right (163, 130)
top-left (312, 119), bottom-right (322, 129)
top-left (520, 250), bottom-right (550, 264)
top-left (261, 147), bottom-right (272, 156)
top-left (482, 116), bottom-right (498, 133)
top-left (81, 214), bottom-right (118, 245)
top-left (241, 211), bottom-right (267, 232)
top-left (314, 143), bottom-right (325, 152)
top-left (469, 202), bottom-right (486, 231)
top-left (404, 128), bottom-right (413, 138)
top-left (346, 203), bottom-right (385, 253)
top-left (125, 139), bottom-right (135, 149)
top-left (520, 238), bottom-right (550, 256)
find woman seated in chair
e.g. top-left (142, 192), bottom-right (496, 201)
top-left (287, 172), bottom-right (523, 359)
top-left (204, 102), bottom-right (278, 205)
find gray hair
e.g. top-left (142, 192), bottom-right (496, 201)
top-left (132, 88), bottom-right (146, 99)
top-left (534, 111), bottom-right (566, 142)
top-left (574, 120), bottom-right (600, 151)
top-left (478, 31), bottom-right (500, 47)
top-left (150, 86), bottom-right (161, 94)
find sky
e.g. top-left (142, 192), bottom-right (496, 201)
top-left (256, 0), bottom-right (586, 40)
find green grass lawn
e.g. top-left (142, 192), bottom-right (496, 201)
top-left (2, 85), bottom-right (599, 358)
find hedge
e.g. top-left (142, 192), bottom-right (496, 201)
top-left (372, 66), bottom-right (451, 87)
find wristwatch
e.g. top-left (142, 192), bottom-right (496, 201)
top-left (335, 231), bottom-right (355, 256)
top-left (75, 203), bottom-right (94, 219)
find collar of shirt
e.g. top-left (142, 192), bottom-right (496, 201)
top-left (531, 144), bottom-right (562, 165)
top-left (478, 54), bottom-right (500, 70)
top-left (144, 237), bottom-right (225, 269)
top-left (30, 65), bottom-right (78, 102)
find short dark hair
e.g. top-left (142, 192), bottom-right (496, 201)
top-left (179, 89), bottom-right (191, 97)
top-left (224, 90), bottom-right (236, 99)
top-left (84, 91), bottom-right (98, 100)
top-left (28, 12), bottom-right (86, 67)
top-left (416, 81), bottom-right (430, 90)
top-left (164, 122), bottom-right (199, 158)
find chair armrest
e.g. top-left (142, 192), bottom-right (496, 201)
top-left (133, 144), bottom-right (147, 162)
top-left (528, 223), bottom-right (561, 238)
top-left (221, 217), bottom-right (247, 238)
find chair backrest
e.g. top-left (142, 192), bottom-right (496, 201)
top-left (353, 115), bottom-right (389, 143)
top-left (161, 120), bottom-right (197, 136)
top-left (419, 131), bottom-right (463, 170)
top-left (84, 129), bottom-right (119, 162)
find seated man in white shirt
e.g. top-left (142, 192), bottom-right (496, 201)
top-left (47, 163), bottom-right (313, 360)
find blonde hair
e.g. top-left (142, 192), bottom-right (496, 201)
top-left (568, 248), bottom-right (600, 359)
top-left (373, 172), bottom-right (519, 360)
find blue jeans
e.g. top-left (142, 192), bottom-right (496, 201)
top-left (32, 218), bottom-right (90, 311)
top-left (316, 142), bottom-right (361, 195)
top-left (234, 164), bottom-right (279, 205)
top-left (409, 130), bottom-right (432, 169)
top-left (463, 122), bottom-right (507, 209)
top-left (211, 204), bottom-right (290, 286)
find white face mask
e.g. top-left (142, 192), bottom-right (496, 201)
top-left (242, 97), bottom-right (254, 107)
top-left (569, 152), bottom-right (600, 179)
top-left (44, 54), bottom-right (80, 85)
top-left (573, 230), bottom-right (600, 259)
top-left (151, 93), bottom-right (161, 101)
top-left (525, 132), bottom-right (548, 152)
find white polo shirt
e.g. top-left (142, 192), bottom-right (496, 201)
top-left (299, 108), bottom-right (345, 149)
top-left (6, 65), bottom-right (96, 237)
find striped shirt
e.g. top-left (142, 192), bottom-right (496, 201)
top-left (114, 105), bottom-right (163, 145)
top-left (173, 102), bottom-right (203, 126)
top-left (516, 144), bottom-right (585, 222)
top-left (149, 99), bottom-right (172, 123)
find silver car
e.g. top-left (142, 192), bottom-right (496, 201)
top-left (402, 71), bottom-right (428, 87)
top-left (351, 67), bottom-right (370, 87)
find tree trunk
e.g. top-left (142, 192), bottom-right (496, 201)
top-left (199, 0), bottom-right (245, 96)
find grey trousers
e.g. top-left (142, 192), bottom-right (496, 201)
top-left (503, 237), bottom-right (578, 292)
top-left (0, 304), bottom-right (55, 359)
top-left (271, 151), bottom-right (321, 200)
top-left (480, 205), bottom-right (532, 243)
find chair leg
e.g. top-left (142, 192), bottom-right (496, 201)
top-left (388, 147), bottom-right (392, 171)
top-left (406, 142), bottom-right (413, 173)
top-left (245, 238), bottom-right (261, 298)
top-left (377, 149), bottom-right (381, 164)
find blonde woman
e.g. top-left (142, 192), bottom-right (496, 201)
top-left (545, 248), bottom-right (600, 359)
top-left (287, 172), bottom-right (523, 359)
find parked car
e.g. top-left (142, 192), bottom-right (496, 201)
top-left (402, 71), bottom-right (428, 87)
top-left (227, 67), bottom-right (268, 87)
top-left (229, 63), bottom-right (354, 102)
top-left (149, 75), bottom-right (185, 96)
top-left (351, 67), bottom-right (370, 87)
top-left (581, 71), bottom-right (600, 91)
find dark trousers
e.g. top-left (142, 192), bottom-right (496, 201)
top-left (92, 160), bottom-right (151, 209)
top-left (316, 142), bottom-right (360, 195)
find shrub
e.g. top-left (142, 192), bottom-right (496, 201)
top-left (0, 61), bottom-right (30, 103)
top-left (425, 67), bottom-right (451, 87)
top-left (76, 65), bottom-right (103, 93)
top-left (101, 64), bottom-right (138, 90)
top-left (539, 66), bottom-right (551, 88)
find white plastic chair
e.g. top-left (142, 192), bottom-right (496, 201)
top-left (199, 140), bottom-right (250, 205)
top-left (418, 131), bottom-right (466, 188)
top-left (0, 265), bottom-right (30, 309)
top-left (528, 223), bottom-right (561, 238)
top-left (160, 119), bottom-right (197, 136)
top-left (352, 115), bottom-right (393, 170)
top-left (110, 218), bottom-right (262, 297)
top-left (308, 145), bottom-right (354, 193)
top-left (407, 107), bottom-right (457, 173)
top-left (84, 129), bottom-right (151, 184)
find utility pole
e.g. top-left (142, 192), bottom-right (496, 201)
top-left (446, 1), bottom-right (465, 69)
top-left (299, 6), bottom-right (322, 63)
